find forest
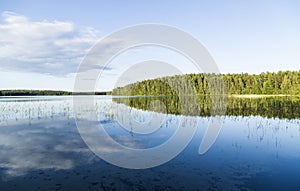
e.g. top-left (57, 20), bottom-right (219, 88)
top-left (0, 90), bottom-right (71, 96)
top-left (112, 71), bottom-right (300, 96)
top-left (0, 90), bottom-right (110, 96)
top-left (2, 71), bottom-right (299, 97)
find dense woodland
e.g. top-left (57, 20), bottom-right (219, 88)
top-left (112, 71), bottom-right (300, 96)
top-left (0, 90), bottom-right (110, 96)
top-left (0, 90), bottom-right (71, 96)
top-left (2, 71), bottom-right (300, 96)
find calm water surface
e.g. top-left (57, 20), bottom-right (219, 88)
top-left (0, 96), bottom-right (300, 191)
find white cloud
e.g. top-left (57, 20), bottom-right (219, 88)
top-left (0, 11), bottom-right (99, 76)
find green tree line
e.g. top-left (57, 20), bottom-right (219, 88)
top-left (0, 90), bottom-right (111, 96)
top-left (0, 90), bottom-right (71, 96)
top-left (112, 71), bottom-right (300, 96)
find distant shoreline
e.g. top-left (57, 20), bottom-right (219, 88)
top-left (0, 90), bottom-right (111, 96)
top-left (0, 90), bottom-right (298, 98)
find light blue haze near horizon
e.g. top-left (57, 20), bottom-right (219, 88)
top-left (0, 0), bottom-right (300, 91)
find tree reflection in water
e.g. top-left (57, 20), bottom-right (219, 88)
top-left (113, 96), bottom-right (300, 119)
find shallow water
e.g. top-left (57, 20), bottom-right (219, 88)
top-left (0, 96), bottom-right (300, 191)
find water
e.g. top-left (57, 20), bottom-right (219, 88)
top-left (0, 96), bottom-right (300, 190)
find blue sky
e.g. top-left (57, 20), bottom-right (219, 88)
top-left (0, 0), bottom-right (300, 91)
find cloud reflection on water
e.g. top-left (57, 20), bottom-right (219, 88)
top-left (0, 97), bottom-right (300, 179)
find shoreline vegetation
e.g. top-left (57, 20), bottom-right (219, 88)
top-left (0, 90), bottom-right (111, 96)
top-left (112, 70), bottom-right (300, 97)
top-left (0, 91), bottom-right (298, 98)
top-left (1, 71), bottom-right (300, 97)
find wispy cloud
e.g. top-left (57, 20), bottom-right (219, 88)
top-left (0, 11), bottom-right (100, 76)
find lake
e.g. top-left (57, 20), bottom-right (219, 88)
top-left (0, 96), bottom-right (300, 191)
